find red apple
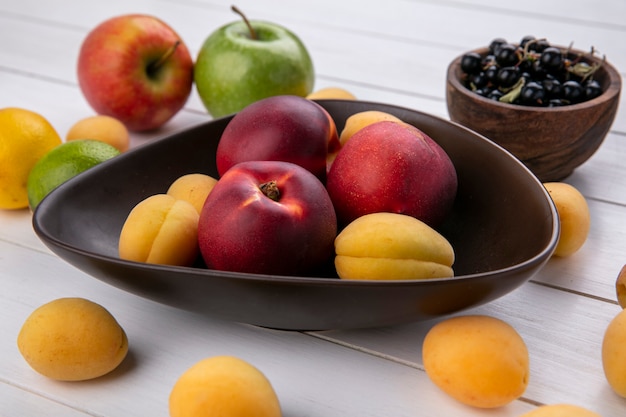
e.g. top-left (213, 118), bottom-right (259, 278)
top-left (198, 160), bottom-right (337, 276)
top-left (216, 95), bottom-right (338, 182)
top-left (326, 120), bottom-right (457, 227)
top-left (77, 14), bottom-right (194, 132)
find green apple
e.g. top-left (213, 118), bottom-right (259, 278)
top-left (194, 7), bottom-right (315, 118)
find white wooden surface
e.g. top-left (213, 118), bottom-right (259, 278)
top-left (1, 0), bottom-right (625, 415)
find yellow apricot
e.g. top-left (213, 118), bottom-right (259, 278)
top-left (17, 297), bottom-right (128, 381)
top-left (338, 110), bottom-right (404, 146)
top-left (543, 182), bottom-right (590, 257)
top-left (167, 173), bottom-right (218, 214)
top-left (66, 115), bottom-right (130, 152)
top-left (334, 212), bottom-right (454, 280)
top-left (602, 308), bottom-right (626, 397)
top-left (616, 264), bottom-right (626, 309)
top-left (518, 404), bottom-right (602, 417)
top-left (306, 87), bottom-right (356, 101)
top-left (169, 355), bottom-right (282, 417)
top-left (119, 194), bottom-right (199, 266)
top-left (422, 315), bottom-right (529, 408)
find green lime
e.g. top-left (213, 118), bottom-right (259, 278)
top-left (27, 139), bottom-right (120, 210)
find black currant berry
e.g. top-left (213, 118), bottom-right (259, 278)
top-left (484, 65), bottom-right (499, 83)
top-left (528, 39), bottom-right (550, 53)
top-left (539, 47), bottom-right (564, 72)
top-left (473, 88), bottom-right (489, 97)
top-left (542, 78), bottom-right (563, 99)
top-left (584, 79), bottom-right (602, 100)
top-left (487, 89), bottom-right (504, 101)
top-left (495, 43), bottom-right (519, 67)
top-left (562, 80), bottom-right (584, 103)
top-left (547, 98), bottom-right (567, 107)
top-left (489, 38), bottom-right (507, 55)
top-left (518, 57), bottom-right (534, 74)
top-left (520, 35), bottom-right (536, 48)
top-left (496, 66), bottom-right (521, 88)
top-left (481, 54), bottom-right (496, 67)
top-left (469, 72), bottom-right (489, 89)
top-left (461, 52), bottom-right (483, 74)
top-left (520, 81), bottom-right (546, 106)
top-left (530, 60), bottom-right (548, 81)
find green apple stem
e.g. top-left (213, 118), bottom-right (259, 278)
top-left (231, 5), bottom-right (257, 40)
top-left (147, 40), bottom-right (181, 77)
top-left (259, 181), bottom-right (280, 202)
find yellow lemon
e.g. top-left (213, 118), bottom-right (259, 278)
top-left (27, 139), bottom-right (119, 210)
top-left (17, 297), bottom-right (128, 381)
top-left (66, 115), bottom-right (130, 152)
top-left (0, 108), bottom-right (62, 209)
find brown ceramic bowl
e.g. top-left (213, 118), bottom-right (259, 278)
top-left (446, 46), bottom-right (621, 182)
top-left (32, 100), bottom-right (558, 331)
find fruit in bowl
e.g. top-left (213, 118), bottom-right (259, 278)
top-left (334, 212), bottom-right (455, 281)
top-left (32, 100), bottom-right (559, 330)
top-left (216, 95), bottom-right (338, 182)
top-left (446, 36), bottom-right (621, 182)
top-left (119, 194), bottom-right (200, 267)
top-left (198, 160), bottom-right (337, 277)
top-left (327, 120), bottom-right (457, 228)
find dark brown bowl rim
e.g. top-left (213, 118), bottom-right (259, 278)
top-left (447, 45), bottom-right (622, 113)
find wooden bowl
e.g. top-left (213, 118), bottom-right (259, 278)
top-left (446, 46), bottom-right (621, 182)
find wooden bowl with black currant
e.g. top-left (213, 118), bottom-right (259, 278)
top-left (446, 38), bottom-right (621, 182)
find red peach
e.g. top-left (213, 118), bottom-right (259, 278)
top-left (198, 160), bottom-right (337, 276)
top-left (326, 120), bottom-right (457, 227)
top-left (216, 95), bottom-right (338, 182)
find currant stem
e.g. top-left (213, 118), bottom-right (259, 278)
top-left (231, 5), bottom-right (257, 40)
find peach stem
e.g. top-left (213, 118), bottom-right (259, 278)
top-left (259, 181), bottom-right (280, 201)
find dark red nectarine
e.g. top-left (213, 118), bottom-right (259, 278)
top-left (326, 120), bottom-right (457, 227)
top-left (198, 160), bottom-right (337, 276)
top-left (216, 95), bottom-right (338, 182)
